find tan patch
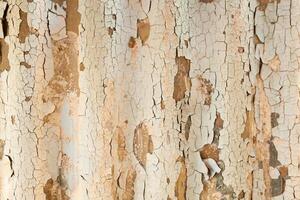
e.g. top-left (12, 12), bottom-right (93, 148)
top-left (18, 10), bottom-right (30, 43)
top-left (137, 18), bottom-right (150, 45)
top-left (184, 115), bottom-right (192, 140)
top-left (79, 62), bottom-right (85, 71)
top-left (43, 176), bottom-right (69, 200)
top-left (0, 139), bottom-right (4, 159)
top-left (258, 0), bottom-right (269, 11)
top-left (52, 0), bottom-right (65, 6)
top-left (48, 36), bottom-right (80, 97)
top-left (200, 144), bottom-right (219, 161)
top-left (128, 37), bottom-right (136, 48)
top-left (242, 111), bottom-right (255, 140)
top-left (133, 122), bottom-right (152, 168)
top-left (0, 39), bottom-right (10, 72)
top-left (173, 56), bottom-right (191, 102)
top-left (117, 126), bottom-right (127, 161)
top-left (175, 157), bottom-right (187, 200)
top-left (197, 75), bottom-right (213, 105)
top-left (200, 178), bottom-right (222, 200)
top-left (122, 168), bottom-right (137, 200)
top-left (278, 166), bottom-right (288, 177)
top-left (66, 0), bottom-right (81, 35)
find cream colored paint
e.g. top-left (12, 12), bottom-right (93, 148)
top-left (0, 0), bottom-right (299, 199)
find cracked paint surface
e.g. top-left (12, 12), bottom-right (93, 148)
top-left (0, 0), bottom-right (299, 199)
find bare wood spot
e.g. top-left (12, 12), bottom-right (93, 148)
top-left (79, 62), bottom-right (85, 71)
top-left (242, 111), bottom-right (255, 140)
top-left (197, 75), bottom-right (213, 105)
top-left (133, 122), bottom-right (152, 168)
top-left (200, 144), bottom-right (219, 161)
top-left (51, 0), bottom-right (65, 6)
top-left (137, 18), bottom-right (150, 45)
top-left (269, 141), bottom-right (281, 167)
top-left (122, 168), bottom-right (137, 200)
top-left (117, 126), bottom-right (127, 161)
top-left (128, 37), bottom-right (137, 48)
top-left (173, 56), bottom-right (191, 102)
top-left (175, 157), bottom-right (187, 200)
top-left (66, 0), bottom-right (81, 35)
top-left (184, 115), bottom-right (192, 140)
top-left (18, 10), bottom-right (30, 43)
top-left (271, 112), bottom-right (279, 128)
top-left (258, 0), bottom-right (269, 11)
top-left (0, 139), bottom-right (4, 159)
top-left (278, 166), bottom-right (288, 177)
top-left (0, 39), bottom-right (10, 72)
top-left (43, 176), bottom-right (69, 200)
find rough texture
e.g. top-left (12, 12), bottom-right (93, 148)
top-left (0, 0), bottom-right (299, 199)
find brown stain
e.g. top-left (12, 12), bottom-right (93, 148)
top-left (200, 178), bottom-right (222, 200)
top-left (20, 61), bottom-right (31, 68)
top-left (212, 113), bottom-right (223, 145)
top-left (200, 175), bottom-right (234, 200)
top-left (128, 37), bottom-right (137, 48)
top-left (52, 0), bottom-right (65, 6)
top-left (269, 141), bottom-right (281, 167)
top-left (175, 157), bottom-right (187, 200)
top-left (48, 36), bottom-right (80, 98)
top-left (271, 165), bottom-right (288, 197)
top-left (18, 10), bottom-right (30, 43)
top-left (173, 56), bottom-right (191, 102)
top-left (66, 0), bottom-right (81, 35)
top-left (79, 62), bottom-right (85, 71)
top-left (133, 122), bottom-right (152, 168)
top-left (199, 0), bottom-right (214, 2)
top-left (271, 112), bottom-right (279, 128)
top-left (256, 75), bottom-right (272, 199)
top-left (184, 115), bottom-right (192, 140)
top-left (108, 27), bottom-right (116, 37)
top-left (258, 0), bottom-right (269, 11)
top-left (122, 167), bottom-right (137, 200)
top-left (137, 18), bottom-right (150, 45)
top-left (200, 144), bottom-right (219, 161)
top-left (116, 126), bottom-right (127, 161)
top-left (43, 176), bottom-right (69, 200)
top-left (238, 190), bottom-right (245, 199)
top-left (197, 75), bottom-right (213, 105)
top-left (11, 115), bottom-right (15, 125)
top-left (0, 39), bottom-right (10, 72)
top-left (242, 111), bottom-right (255, 140)
top-left (0, 139), bottom-right (4, 159)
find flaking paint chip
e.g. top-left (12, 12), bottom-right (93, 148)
top-left (137, 18), bottom-right (150, 45)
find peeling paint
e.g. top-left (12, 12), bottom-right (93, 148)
top-left (43, 176), bottom-right (70, 200)
top-left (122, 168), bottom-right (137, 200)
top-left (137, 18), bottom-right (150, 45)
top-left (197, 75), bottom-right (213, 105)
top-left (18, 10), bottom-right (30, 43)
top-left (173, 56), bottom-right (191, 102)
top-left (175, 157), bottom-right (187, 200)
top-left (133, 122), bottom-right (152, 168)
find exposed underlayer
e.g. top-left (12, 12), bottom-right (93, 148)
top-left (0, 0), bottom-right (299, 199)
